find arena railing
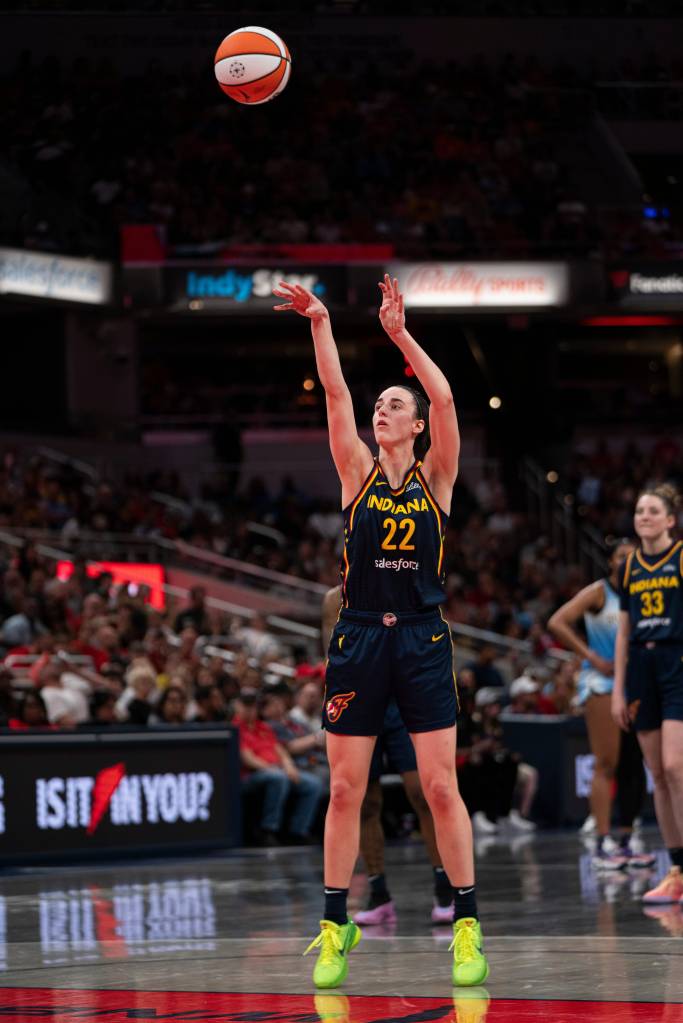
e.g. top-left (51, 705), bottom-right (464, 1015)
top-left (0, 530), bottom-right (323, 660)
top-left (0, 529), bottom-right (570, 676)
top-left (521, 458), bottom-right (606, 577)
top-left (0, 527), bottom-right (329, 600)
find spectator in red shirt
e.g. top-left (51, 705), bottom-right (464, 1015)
top-left (233, 687), bottom-right (323, 846)
top-left (87, 622), bottom-right (125, 672)
top-left (9, 690), bottom-right (51, 730)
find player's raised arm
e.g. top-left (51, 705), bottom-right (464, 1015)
top-left (273, 282), bottom-right (372, 503)
top-left (548, 582), bottom-right (612, 676)
top-left (378, 275), bottom-right (460, 486)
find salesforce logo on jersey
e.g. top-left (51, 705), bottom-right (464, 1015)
top-left (171, 265), bottom-right (347, 309)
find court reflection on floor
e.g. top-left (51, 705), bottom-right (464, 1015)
top-left (2, 877), bottom-right (216, 971)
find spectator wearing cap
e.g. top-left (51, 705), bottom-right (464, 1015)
top-left (260, 683), bottom-right (329, 789)
top-left (508, 674), bottom-right (558, 715)
top-left (233, 687), bottom-right (323, 845)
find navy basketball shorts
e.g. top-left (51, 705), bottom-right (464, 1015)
top-left (626, 643), bottom-right (683, 731)
top-left (368, 700), bottom-right (418, 782)
top-left (323, 608), bottom-right (458, 736)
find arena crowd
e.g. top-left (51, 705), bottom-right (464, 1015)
top-left (1, 47), bottom-right (679, 260)
top-left (0, 435), bottom-right (680, 841)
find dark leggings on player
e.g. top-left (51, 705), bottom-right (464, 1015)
top-left (617, 728), bottom-right (646, 829)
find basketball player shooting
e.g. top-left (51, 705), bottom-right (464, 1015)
top-left (272, 274), bottom-right (488, 989)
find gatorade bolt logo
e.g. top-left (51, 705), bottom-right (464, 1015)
top-left (326, 692), bottom-right (356, 724)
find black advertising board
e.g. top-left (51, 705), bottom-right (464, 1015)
top-left (165, 264), bottom-right (349, 311)
top-left (0, 727), bottom-right (241, 862)
top-left (501, 716), bottom-right (655, 825)
top-left (609, 264), bottom-right (683, 308)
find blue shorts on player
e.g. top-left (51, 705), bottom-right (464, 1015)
top-left (626, 642), bottom-right (683, 731)
top-left (575, 666), bottom-right (613, 707)
top-left (323, 608), bottom-right (458, 736)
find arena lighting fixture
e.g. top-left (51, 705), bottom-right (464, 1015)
top-left (303, 377), bottom-right (315, 391)
top-left (546, 471), bottom-right (559, 484)
top-left (488, 396), bottom-right (502, 409)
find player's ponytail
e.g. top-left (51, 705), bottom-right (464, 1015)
top-left (399, 386), bottom-right (431, 461)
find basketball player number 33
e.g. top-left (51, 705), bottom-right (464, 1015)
top-left (381, 517), bottom-right (416, 551)
top-left (641, 590), bottom-right (664, 616)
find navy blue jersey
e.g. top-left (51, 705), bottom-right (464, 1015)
top-left (340, 458), bottom-right (447, 613)
top-left (619, 540), bottom-right (683, 645)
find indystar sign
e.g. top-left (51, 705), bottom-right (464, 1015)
top-left (388, 261), bottom-right (569, 309)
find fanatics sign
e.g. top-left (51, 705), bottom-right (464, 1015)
top-left (610, 265), bottom-right (683, 307)
top-left (395, 261), bottom-right (569, 308)
top-left (388, 262), bottom-right (569, 309)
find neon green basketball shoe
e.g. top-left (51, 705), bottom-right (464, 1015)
top-left (450, 918), bottom-right (490, 987)
top-left (304, 919), bottom-right (362, 989)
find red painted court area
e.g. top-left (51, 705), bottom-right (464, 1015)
top-left (0, 989), bottom-right (681, 1023)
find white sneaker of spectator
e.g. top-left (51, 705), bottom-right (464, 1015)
top-left (500, 809), bottom-right (536, 832)
top-left (472, 811), bottom-right (498, 834)
top-left (580, 814), bottom-right (597, 836)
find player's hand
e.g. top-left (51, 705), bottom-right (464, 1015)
top-left (273, 282), bottom-right (328, 320)
top-left (588, 652), bottom-right (614, 677)
top-left (611, 693), bottom-right (630, 731)
top-left (284, 763), bottom-right (301, 784)
top-left (378, 274), bottom-right (406, 338)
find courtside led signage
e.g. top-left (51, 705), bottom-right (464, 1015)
top-left (0, 248), bottom-right (112, 305)
top-left (56, 561), bottom-right (165, 610)
top-left (388, 262), bottom-right (569, 309)
top-left (610, 265), bottom-right (683, 307)
top-left (0, 731), bottom-right (240, 860)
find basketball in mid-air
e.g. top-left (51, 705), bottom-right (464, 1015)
top-left (214, 26), bottom-right (291, 105)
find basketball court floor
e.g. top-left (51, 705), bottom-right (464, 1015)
top-left (1, 831), bottom-right (682, 1023)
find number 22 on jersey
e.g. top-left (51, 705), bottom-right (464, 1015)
top-left (381, 517), bottom-right (416, 551)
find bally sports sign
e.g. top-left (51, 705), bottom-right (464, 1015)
top-left (388, 261), bottom-right (569, 309)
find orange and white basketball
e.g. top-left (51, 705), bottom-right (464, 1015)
top-left (214, 26), bottom-right (291, 105)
